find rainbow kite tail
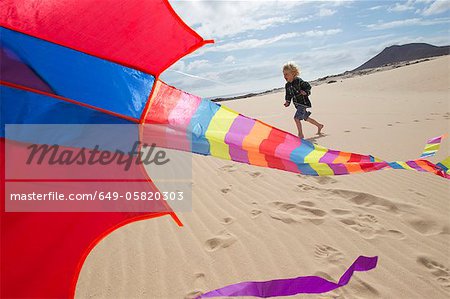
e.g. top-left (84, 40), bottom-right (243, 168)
top-left (385, 135), bottom-right (449, 179)
top-left (436, 156), bottom-right (450, 177)
top-left (420, 134), bottom-right (447, 158)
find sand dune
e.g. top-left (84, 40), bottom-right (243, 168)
top-left (76, 56), bottom-right (450, 298)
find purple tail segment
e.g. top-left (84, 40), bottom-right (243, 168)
top-left (198, 256), bottom-right (378, 298)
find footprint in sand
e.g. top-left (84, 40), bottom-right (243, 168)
top-left (204, 231), bottom-right (237, 252)
top-left (402, 215), bottom-right (444, 236)
top-left (185, 273), bottom-right (207, 299)
top-left (313, 271), bottom-right (379, 298)
top-left (339, 213), bottom-right (405, 239)
top-left (331, 209), bottom-right (352, 216)
top-left (314, 176), bottom-right (337, 185)
top-left (219, 164), bottom-right (238, 172)
top-left (247, 171), bottom-right (262, 178)
top-left (387, 123), bottom-right (393, 127)
top-left (294, 183), bottom-right (345, 200)
top-left (344, 130), bottom-right (351, 133)
top-left (294, 185), bottom-right (412, 216)
top-left (250, 202), bottom-right (263, 218)
top-left (299, 176), bottom-right (337, 185)
top-left (220, 187), bottom-right (232, 194)
top-left (407, 188), bottom-right (426, 198)
top-left (185, 290), bottom-right (203, 299)
top-left (221, 217), bottom-right (235, 225)
top-left (329, 189), bottom-right (406, 214)
top-left (344, 278), bottom-right (380, 298)
top-left (298, 200), bottom-right (316, 207)
top-left (250, 209), bottom-right (262, 218)
top-left (314, 244), bottom-right (344, 264)
top-left (296, 183), bottom-right (318, 192)
top-left (361, 126), bottom-right (371, 129)
top-left (268, 201), bottom-right (327, 224)
top-left (417, 256), bottom-right (450, 290)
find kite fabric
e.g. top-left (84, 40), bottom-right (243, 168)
top-left (420, 134), bottom-right (447, 158)
top-left (143, 80), bottom-right (449, 179)
top-left (1, 0), bottom-right (206, 297)
top-left (436, 157), bottom-right (450, 175)
top-left (0, 0), bottom-right (448, 298)
top-left (197, 256), bottom-right (378, 298)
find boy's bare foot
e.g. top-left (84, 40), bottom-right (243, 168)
top-left (317, 124), bottom-right (324, 135)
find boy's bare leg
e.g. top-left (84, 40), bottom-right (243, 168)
top-left (306, 117), bottom-right (324, 135)
top-left (294, 118), bottom-right (304, 139)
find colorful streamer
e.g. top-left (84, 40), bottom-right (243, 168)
top-left (143, 81), bottom-right (449, 179)
top-left (197, 256), bottom-right (378, 298)
top-left (436, 157), bottom-right (450, 174)
top-left (420, 134), bottom-right (447, 158)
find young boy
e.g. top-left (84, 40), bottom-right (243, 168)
top-left (283, 62), bottom-right (324, 139)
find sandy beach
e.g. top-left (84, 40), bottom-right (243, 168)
top-left (75, 56), bottom-right (450, 298)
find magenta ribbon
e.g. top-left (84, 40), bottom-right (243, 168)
top-left (198, 256), bottom-right (378, 298)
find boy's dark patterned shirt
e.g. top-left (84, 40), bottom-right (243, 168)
top-left (285, 77), bottom-right (312, 108)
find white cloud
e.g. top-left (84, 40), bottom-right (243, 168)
top-left (169, 70), bottom-right (228, 86)
top-left (388, 1), bottom-right (416, 12)
top-left (365, 17), bottom-right (450, 30)
top-left (311, 34), bottom-right (396, 51)
top-left (195, 29), bottom-right (342, 54)
top-left (203, 33), bottom-right (300, 52)
top-left (291, 16), bottom-right (312, 23)
top-left (303, 29), bottom-right (342, 37)
top-left (414, 0), bottom-right (435, 3)
top-left (318, 8), bottom-right (337, 17)
top-left (316, 0), bottom-right (355, 7)
top-left (186, 59), bottom-right (209, 71)
top-left (420, 17), bottom-right (450, 25)
top-left (369, 5), bottom-right (385, 10)
top-left (344, 34), bottom-right (397, 46)
top-left (169, 1), bottom-right (304, 39)
top-left (224, 55), bottom-right (236, 64)
top-left (422, 0), bottom-right (450, 15)
top-left (170, 60), bottom-right (186, 72)
top-left (366, 18), bottom-right (421, 30)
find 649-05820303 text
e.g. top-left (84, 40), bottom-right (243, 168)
top-left (9, 191), bottom-right (185, 201)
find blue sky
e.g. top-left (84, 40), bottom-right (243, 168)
top-left (161, 0), bottom-right (450, 98)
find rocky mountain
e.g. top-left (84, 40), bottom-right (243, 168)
top-left (354, 43), bottom-right (449, 71)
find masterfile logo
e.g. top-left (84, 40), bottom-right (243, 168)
top-left (4, 124), bottom-right (193, 212)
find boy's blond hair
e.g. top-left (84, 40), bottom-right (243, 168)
top-left (283, 61), bottom-right (300, 77)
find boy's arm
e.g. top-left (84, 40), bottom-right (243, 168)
top-left (285, 92), bottom-right (291, 104)
top-left (300, 80), bottom-right (312, 95)
top-left (284, 85), bottom-right (291, 106)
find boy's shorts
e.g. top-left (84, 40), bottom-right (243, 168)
top-left (294, 105), bottom-right (311, 121)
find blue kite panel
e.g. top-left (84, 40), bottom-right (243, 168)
top-left (1, 86), bottom-right (133, 127)
top-left (290, 142), bottom-right (315, 164)
top-left (187, 100), bottom-right (221, 155)
top-left (1, 27), bottom-right (154, 120)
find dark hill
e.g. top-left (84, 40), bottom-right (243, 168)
top-left (354, 43), bottom-right (450, 71)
